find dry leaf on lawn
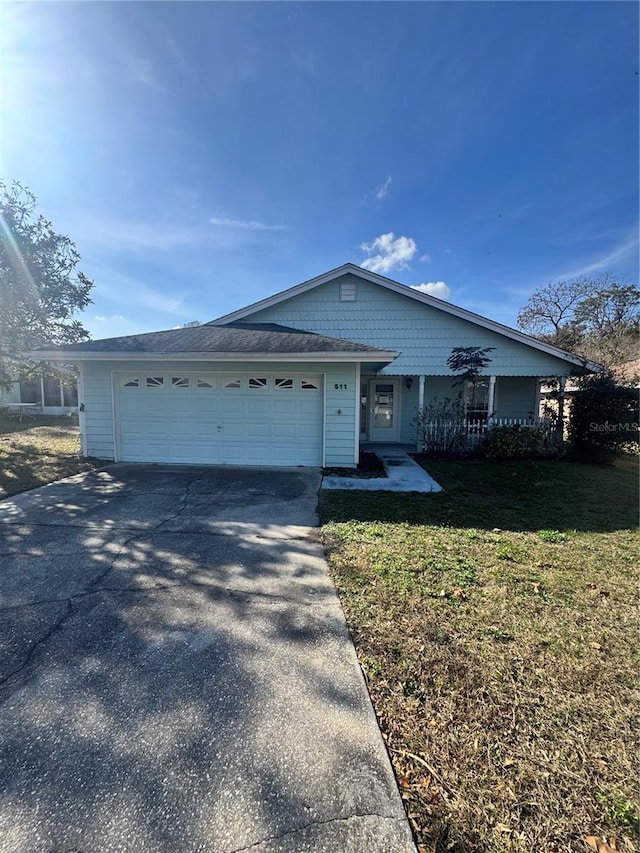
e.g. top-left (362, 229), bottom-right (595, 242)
top-left (584, 836), bottom-right (619, 852)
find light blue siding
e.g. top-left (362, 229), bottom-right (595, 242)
top-left (81, 359), bottom-right (357, 467)
top-left (494, 377), bottom-right (538, 420)
top-left (249, 274), bottom-right (576, 377)
top-left (83, 362), bottom-right (116, 459)
top-left (398, 377), bottom-right (461, 444)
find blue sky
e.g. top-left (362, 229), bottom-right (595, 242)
top-left (1, 1), bottom-right (638, 340)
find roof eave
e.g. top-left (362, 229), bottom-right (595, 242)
top-left (23, 349), bottom-right (399, 363)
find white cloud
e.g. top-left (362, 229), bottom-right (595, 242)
top-left (419, 254), bottom-right (432, 263)
top-left (94, 314), bottom-right (125, 322)
top-left (411, 281), bottom-right (451, 300)
top-left (360, 232), bottom-right (417, 274)
top-left (209, 217), bottom-right (286, 232)
top-left (375, 176), bottom-right (392, 201)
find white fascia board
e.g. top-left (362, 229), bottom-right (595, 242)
top-left (209, 262), bottom-right (600, 372)
top-left (25, 350), bottom-right (399, 363)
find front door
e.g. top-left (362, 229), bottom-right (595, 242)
top-left (368, 379), bottom-right (400, 442)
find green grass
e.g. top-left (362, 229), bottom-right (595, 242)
top-left (0, 414), bottom-right (103, 498)
top-left (319, 457), bottom-right (639, 853)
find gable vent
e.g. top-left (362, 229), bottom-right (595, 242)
top-left (339, 282), bottom-right (357, 302)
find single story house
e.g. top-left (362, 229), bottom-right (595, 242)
top-left (27, 263), bottom-right (597, 468)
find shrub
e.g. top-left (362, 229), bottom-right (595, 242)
top-left (568, 373), bottom-right (639, 463)
top-left (412, 397), bottom-right (468, 455)
top-left (478, 424), bottom-right (549, 460)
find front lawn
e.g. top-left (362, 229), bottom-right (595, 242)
top-left (319, 457), bottom-right (639, 853)
top-left (0, 415), bottom-right (103, 498)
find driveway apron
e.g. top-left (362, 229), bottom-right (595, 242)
top-left (0, 464), bottom-right (416, 853)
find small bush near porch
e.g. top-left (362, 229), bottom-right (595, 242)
top-left (319, 457), bottom-right (639, 853)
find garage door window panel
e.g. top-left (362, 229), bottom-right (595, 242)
top-left (275, 377), bottom-right (294, 390)
top-left (171, 377), bottom-right (190, 388)
top-left (146, 377), bottom-right (164, 388)
top-left (249, 377), bottom-right (268, 390)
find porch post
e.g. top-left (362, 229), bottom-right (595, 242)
top-left (417, 374), bottom-right (425, 451)
top-left (556, 375), bottom-right (567, 442)
top-left (487, 375), bottom-right (496, 426)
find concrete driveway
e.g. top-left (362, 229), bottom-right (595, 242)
top-left (0, 465), bottom-right (415, 853)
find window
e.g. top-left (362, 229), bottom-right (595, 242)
top-left (360, 381), bottom-right (368, 436)
top-left (274, 377), bottom-right (293, 390)
top-left (339, 282), bottom-right (357, 302)
top-left (196, 378), bottom-right (214, 389)
top-left (19, 378), bottom-right (41, 403)
top-left (465, 379), bottom-right (489, 422)
top-left (301, 379), bottom-right (319, 390)
top-left (171, 377), bottom-right (190, 388)
top-left (146, 376), bottom-right (164, 388)
top-left (123, 378), bottom-right (139, 388)
top-left (248, 377), bottom-right (268, 389)
top-left (62, 384), bottom-right (78, 406)
top-left (19, 373), bottom-right (78, 406)
top-left (43, 376), bottom-right (61, 407)
top-left (223, 378), bottom-right (241, 389)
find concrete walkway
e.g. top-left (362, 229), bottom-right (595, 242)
top-left (322, 445), bottom-right (442, 492)
top-left (0, 465), bottom-right (416, 853)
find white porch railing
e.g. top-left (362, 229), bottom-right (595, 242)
top-left (420, 417), bottom-right (554, 451)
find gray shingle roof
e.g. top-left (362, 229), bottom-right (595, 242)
top-left (32, 322), bottom-right (389, 355)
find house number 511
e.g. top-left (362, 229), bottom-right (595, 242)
top-left (334, 383), bottom-right (348, 390)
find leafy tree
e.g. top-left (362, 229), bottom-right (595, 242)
top-left (447, 346), bottom-right (494, 387)
top-left (573, 284), bottom-right (640, 368)
top-left (568, 372), bottom-right (639, 462)
top-left (0, 181), bottom-right (93, 390)
top-left (517, 273), bottom-right (639, 370)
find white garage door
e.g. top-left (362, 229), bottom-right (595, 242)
top-left (116, 372), bottom-right (323, 466)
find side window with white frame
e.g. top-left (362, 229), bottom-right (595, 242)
top-left (465, 379), bottom-right (490, 422)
